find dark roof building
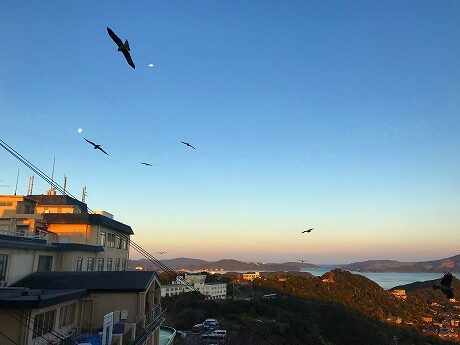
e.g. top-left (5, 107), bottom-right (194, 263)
top-left (28, 194), bottom-right (88, 213)
top-left (0, 287), bottom-right (88, 309)
top-left (43, 213), bottom-right (134, 235)
top-left (0, 234), bottom-right (104, 252)
top-left (13, 271), bottom-right (159, 292)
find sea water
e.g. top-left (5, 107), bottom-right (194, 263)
top-left (302, 267), bottom-right (459, 290)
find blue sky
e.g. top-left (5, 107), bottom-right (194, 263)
top-left (1, 1), bottom-right (459, 263)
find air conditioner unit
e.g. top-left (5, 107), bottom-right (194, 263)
top-left (120, 310), bottom-right (128, 320)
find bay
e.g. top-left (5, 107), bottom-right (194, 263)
top-left (302, 267), bottom-right (459, 290)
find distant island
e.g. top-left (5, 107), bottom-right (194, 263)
top-left (129, 257), bottom-right (318, 272)
top-left (341, 254), bottom-right (460, 273)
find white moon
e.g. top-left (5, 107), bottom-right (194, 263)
top-left (77, 128), bottom-right (83, 133)
top-left (148, 64), bottom-right (154, 68)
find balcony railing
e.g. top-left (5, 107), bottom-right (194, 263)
top-left (129, 306), bottom-right (165, 345)
top-left (0, 228), bottom-right (49, 240)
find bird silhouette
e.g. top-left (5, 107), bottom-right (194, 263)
top-left (298, 260), bottom-right (309, 263)
top-left (181, 141), bottom-right (196, 149)
top-left (84, 138), bottom-right (109, 155)
top-left (433, 273), bottom-right (454, 298)
top-left (107, 27), bottom-right (135, 69)
top-left (302, 228), bottom-right (314, 234)
top-left (141, 162), bottom-right (153, 167)
top-left (156, 251), bottom-right (167, 255)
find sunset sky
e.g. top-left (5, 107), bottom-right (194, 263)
top-left (1, 1), bottom-right (459, 264)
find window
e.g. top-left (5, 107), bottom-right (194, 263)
top-left (107, 233), bottom-right (115, 248)
top-left (114, 258), bottom-right (120, 271)
top-left (0, 254), bottom-right (8, 281)
top-left (99, 231), bottom-right (106, 246)
top-left (33, 310), bottom-right (55, 339)
top-left (122, 258), bottom-right (127, 271)
top-left (86, 258), bottom-right (94, 271)
top-left (37, 256), bottom-right (53, 272)
top-left (106, 258), bottom-right (113, 271)
top-left (116, 236), bottom-right (121, 249)
top-left (75, 257), bottom-right (83, 271)
top-left (97, 258), bottom-right (104, 271)
top-left (122, 238), bottom-right (128, 250)
top-left (59, 303), bottom-right (76, 327)
top-left (0, 202), bottom-right (13, 207)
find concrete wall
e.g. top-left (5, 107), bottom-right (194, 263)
top-left (47, 223), bottom-right (89, 244)
top-left (0, 309), bottom-right (25, 345)
top-left (0, 248), bottom-right (58, 285)
top-left (87, 292), bottom-right (142, 329)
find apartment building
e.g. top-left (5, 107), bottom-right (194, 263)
top-left (0, 194), bottom-right (132, 283)
top-left (161, 274), bottom-right (227, 300)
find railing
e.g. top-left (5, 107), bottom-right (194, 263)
top-left (0, 228), bottom-right (48, 240)
top-left (145, 304), bottom-right (162, 327)
top-left (128, 307), bottom-right (166, 345)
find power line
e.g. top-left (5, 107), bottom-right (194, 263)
top-left (0, 138), bottom-right (275, 345)
top-left (0, 329), bottom-right (19, 345)
top-left (0, 303), bottom-right (69, 344)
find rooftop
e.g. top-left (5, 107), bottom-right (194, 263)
top-left (0, 234), bottom-right (104, 252)
top-left (13, 271), bottom-right (159, 292)
top-left (28, 194), bottom-right (88, 212)
top-left (44, 213), bottom-right (134, 235)
top-left (0, 287), bottom-right (88, 309)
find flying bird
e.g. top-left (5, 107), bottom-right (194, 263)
top-left (181, 141), bottom-right (196, 150)
top-left (302, 228), bottom-right (314, 234)
top-left (84, 138), bottom-right (109, 155)
top-left (107, 27), bottom-right (135, 69)
top-left (156, 251), bottom-right (167, 255)
top-left (140, 162), bottom-right (153, 167)
top-left (433, 273), bottom-right (455, 298)
top-left (298, 260), bottom-right (309, 263)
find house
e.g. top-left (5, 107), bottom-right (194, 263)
top-left (242, 272), bottom-right (260, 281)
top-left (391, 289), bottom-right (407, 300)
top-left (422, 316), bottom-right (433, 323)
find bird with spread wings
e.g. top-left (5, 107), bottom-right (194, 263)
top-left (107, 27), bottom-right (135, 69)
top-left (84, 138), bottom-right (109, 155)
top-left (181, 141), bottom-right (196, 149)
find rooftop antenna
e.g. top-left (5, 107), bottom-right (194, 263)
top-left (82, 186), bottom-right (87, 203)
top-left (27, 175), bottom-right (34, 195)
top-left (63, 175), bottom-right (67, 195)
top-left (50, 156), bottom-right (56, 191)
top-left (14, 169), bottom-right (19, 195)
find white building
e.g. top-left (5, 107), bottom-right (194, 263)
top-left (242, 272), bottom-right (260, 281)
top-left (161, 274), bottom-right (227, 300)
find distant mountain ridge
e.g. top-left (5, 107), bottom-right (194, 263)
top-left (342, 254), bottom-right (460, 273)
top-left (129, 257), bottom-right (318, 272)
